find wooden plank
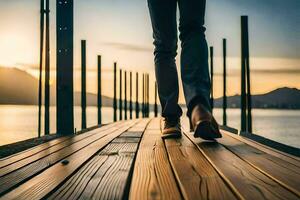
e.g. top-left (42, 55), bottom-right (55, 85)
top-left (184, 131), bottom-right (299, 200)
top-left (0, 121), bottom-right (120, 177)
top-left (0, 120), bottom-right (140, 199)
top-left (222, 129), bottom-right (300, 166)
top-left (218, 133), bottom-right (300, 197)
top-left (0, 124), bottom-right (112, 170)
top-left (164, 135), bottom-right (238, 200)
top-left (112, 137), bottom-right (140, 143)
top-left (80, 152), bottom-right (134, 199)
top-left (129, 118), bottom-right (182, 200)
top-left (47, 143), bottom-right (137, 199)
top-left (47, 119), bottom-right (149, 200)
top-left (0, 136), bottom-right (69, 163)
top-left (240, 132), bottom-right (300, 157)
top-left (119, 131), bottom-right (143, 138)
top-left (48, 153), bottom-right (108, 199)
top-left (0, 121), bottom-right (130, 196)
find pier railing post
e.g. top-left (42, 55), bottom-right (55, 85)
top-left (38, 0), bottom-right (45, 137)
top-left (242, 16), bottom-right (253, 133)
top-left (136, 72), bottom-right (140, 118)
top-left (56, 0), bottom-right (74, 135)
top-left (124, 71), bottom-right (128, 120)
top-left (113, 62), bottom-right (117, 122)
top-left (144, 74), bottom-right (146, 118)
top-left (223, 39), bottom-right (227, 126)
top-left (129, 71), bottom-right (133, 119)
top-left (142, 73), bottom-right (145, 118)
top-left (146, 74), bottom-right (148, 117)
top-left (97, 55), bottom-right (102, 125)
top-left (44, 0), bottom-right (50, 135)
top-left (210, 46), bottom-right (214, 112)
top-left (81, 40), bottom-right (87, 130)
top-left (119, 69), bottom-right (123, 120)
top-left (147, 74), bottom-right (150, 117)
top-left (154, 81), bottom-right (158, 117)
top-left (241, 16), bottom-right (247, 132)
top-left (145, 74), bottom-right (148, 117)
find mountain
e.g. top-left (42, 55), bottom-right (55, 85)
top-left (0, 67), bottom-right (113, 106)
top-left (0, 67), bottom-right (39, 105)
top-left (1, 67), bottom-right (300, 109)
top-left (214, 87), bottom-right (300, 109)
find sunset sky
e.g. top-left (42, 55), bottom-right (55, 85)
top-left (0, 0), bottom-right (299, 104)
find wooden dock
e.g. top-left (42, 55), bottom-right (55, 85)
top-left (0, 118), bottom-right (299, 200)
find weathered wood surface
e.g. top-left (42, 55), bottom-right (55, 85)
top-left (219, 133), bottom-right (300, 196)
top-left (0, 117), bottom-right (299, 200)
top-left (182, 118), bottom-right (300, 200)
top-left (0, 122), bottom-right (118, 177)
top-left (47, 119), bottom-right (149, 200)
top-left (223, 130), bottom-right (300, 166)
top-left (0, 136), bottom-right (70, 167)
top-left (164, 135), bottom-right (237, 199)
top-left (0, 120), bottom-right (137, 199)
top-left (129, 118), bottom-right (182, 200)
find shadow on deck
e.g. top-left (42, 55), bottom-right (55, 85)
top-left (0, 118), bottom-right (299, 199)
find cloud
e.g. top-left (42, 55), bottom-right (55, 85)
top-left (15, 63), bottom-right (113, 73)
top-left (101, 42), bottom-right (153, 52)
top-left (251, 68), bottom-right (300, 74)
top-left (215, 68), bottom-right (300, 77)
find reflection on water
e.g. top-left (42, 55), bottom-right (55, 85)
top-left (0, 105), bottom-right (299, 148)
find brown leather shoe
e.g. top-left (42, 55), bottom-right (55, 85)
top-left (190, 104), bottom-right (222, 140)
top-left (161, 118), bottom-right (182, 139)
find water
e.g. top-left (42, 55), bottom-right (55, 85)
top-left (0, 105), bottom-right (299, 148)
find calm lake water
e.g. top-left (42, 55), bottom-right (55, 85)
top-left (0, 105), bottom-right (299, 148)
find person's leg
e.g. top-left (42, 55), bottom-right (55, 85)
top-left (147, 0), bottom-right (182, 120)
top-left (178, 0), bottom-right (211, 117)
top-left (178, 0), bottom-right (221, 139)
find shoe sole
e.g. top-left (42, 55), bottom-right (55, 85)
top-left (161, 131), bottom-right (182, 139)
top-left (193, 121), bottom-right (222, 140)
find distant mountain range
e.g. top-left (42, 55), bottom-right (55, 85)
top-left (214, 87), bottom-right (300, 109)
top-left (0, 67), bottom-right (113, 107)
top-left (1, 67), bottom-right (300, 109)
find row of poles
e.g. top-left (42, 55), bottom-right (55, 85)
top-left (38, 0), bottom-right (50, 137)
top-left (38, 0), bottom-right (251, 135)
top-left (81, 40), bottom-right (159, 130)
top-left (38, 0), bottom-right (159, 137)
top-left (81, 39), bottom-right (158, 130)
top-left (209, 15), bottom-right (252, 133)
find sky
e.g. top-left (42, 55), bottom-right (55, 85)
top-left (0, 0), bottom-right (299, 103)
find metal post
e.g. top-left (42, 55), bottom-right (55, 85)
top-left (136, 72), bottom-right (139, 118)
top-left (241, 16), bottom-right (247, 132)
top-left (38, 0), bottom-right (45, 137)
top-left (144, 73), bottom-right (147, 117)
top-left (113, 62), bottom-right (117, 122)
top-left (119, 69), bottom-right (123, 120)
top-left (154, 81), bottom-right (158, 117)
top-left (81, 40), bottom-right (87, 130)
top-left (97, 55), bottom-right (102, 125)
top-left (146, 74), bottom-right (148, 117)
top-left (147, 74), bottom-right (150, 117)
top-left (145, 73), bottom-right (148, 117)
top-left (129, 71), bottom-right (133, 119)
top-left (243, 16), bottom-right (253, 133)
top-left (210, 46), bottom-right (214, 112)
top-left (124, 71), bottom-right (128, 120)
top-left (44, 0), bottom-right (50, 135)
top-left (142, 73), bottom-right (145, 118)
top-left (56, 0), bottom-right (74, 135)
top-left (223, 39), bottom-right (227, 126)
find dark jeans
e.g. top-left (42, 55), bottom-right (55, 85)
top-left (148, 0), bottom-right (211, 119)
